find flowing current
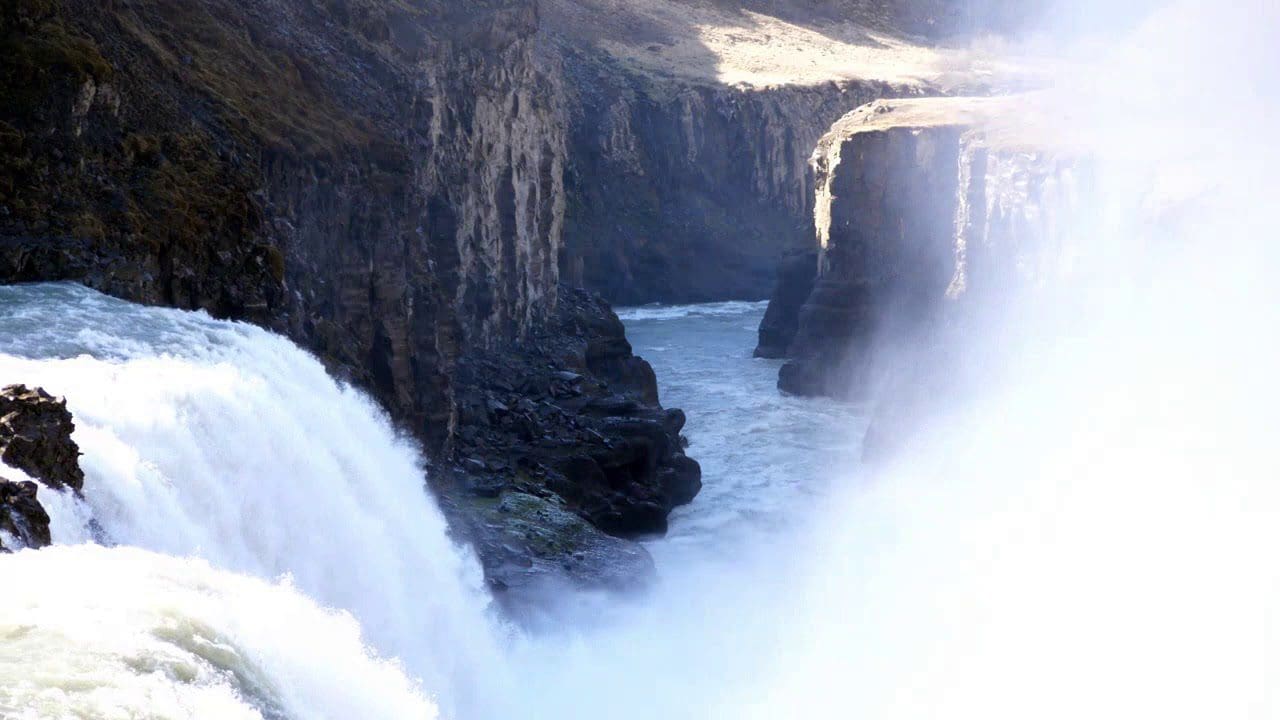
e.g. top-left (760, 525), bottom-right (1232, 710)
top-left (0, 286), bottom-right (850, 719)
top-left (0, 284), bottom-right (500, 718)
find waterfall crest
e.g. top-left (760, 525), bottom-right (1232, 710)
top-left (0, 283), bottom-right (501, 717)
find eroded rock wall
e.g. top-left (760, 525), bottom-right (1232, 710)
top-left (769, 98), bottom-right (1081, 407)
top-left (0, 0), bottom-right (568, 446)
top-left (558, 48), bottom-right (906, 304)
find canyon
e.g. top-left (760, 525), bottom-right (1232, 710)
top-left (3, 3), bottom-right (1276, 717)
top-left (0, 0), bottom-right (1039, 599)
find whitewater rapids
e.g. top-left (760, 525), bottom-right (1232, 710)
top-left (0, 283), bottom-right (500, 718)
top-left (0, 545), bottom-right (436, 720)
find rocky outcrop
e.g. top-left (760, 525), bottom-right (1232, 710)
top-left (0, 384), bottom-right (85, 552)
top-left (0, 384), bottom-right (85, 493)
top-left (766, 97), bottom-right (1080, 418)
top-left (446, 287), bottom-right (704, 535)
top-left (438, 285), bottom-right (700, 601)
top-left (754, 248), bottom-right (819, 358)
top-left (777, 100), bottom-right (968, 397)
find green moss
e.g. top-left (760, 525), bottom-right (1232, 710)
top-left (0, 6), bottom-right (113, 130)
top-left (70, 213), bottom-right (106, 241)
top-left (258, 244), bottom-right (286, 283)
top-left (127, 132), bottom-right (258, 255)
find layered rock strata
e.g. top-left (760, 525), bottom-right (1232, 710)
top-left (544, 0), bottom-right (1029, 304)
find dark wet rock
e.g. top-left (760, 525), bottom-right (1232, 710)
top-left (755, 249), bottom-right (819, 359)
top-left (442, 287), bottom-right (701, 554)
top-left (460, 491), bottom-right (655, 611)
top-left (433, 286), bottom-right (700, 605)
top-left (0, 384), bottom-right (84, 493)
top-left (0, 384), bottom-right (89, 551)
top-left (0, 477), bottom-right (52, 552)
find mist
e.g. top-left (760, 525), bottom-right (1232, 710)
top-left (745, 2), bottom-right (1280, 717)
top-left (498, 2), bottom-right (1280, 718)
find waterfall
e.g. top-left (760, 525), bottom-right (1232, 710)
top-left (0, 283), bottom-right (502, 718)
top-left (2, 4), bottom-right (1278, 720)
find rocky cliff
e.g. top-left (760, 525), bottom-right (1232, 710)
top-left (765, 96), bottom-right (1081, 419)
top-left (544, 0), bottom-right (1023, 305)
top-left (0, 0), bottom-right (697, 599)
top-left (2, 0), bottom-right (565, 441)
top-left (557, 57), bottom-right (901, 304)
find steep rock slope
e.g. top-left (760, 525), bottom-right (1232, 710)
top-left (0, 0), bottom-right (697, 595)
top-left (1, 0), bottom-right (564, 442)
top-left (545, 0), bottom-right (1024, 304)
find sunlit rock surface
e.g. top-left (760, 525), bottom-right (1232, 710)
top-left (547, 0), bottom-right (1036, 304)
top-left (768, 96), bottom-right (1083, 406)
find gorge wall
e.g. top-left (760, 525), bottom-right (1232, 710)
top-left (557, 51), bottom-right (902, 304)
top-left (544, 0), bottom-right (1034, 305)
top-left (1, 0), bottom-right (565, 443)
top-left (758, 96), bottom-right (1083, 450)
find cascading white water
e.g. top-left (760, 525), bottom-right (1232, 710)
top-left (0, 284), bottom-right (503, 718)
top-left (0, 545), bottom-right (437, 720)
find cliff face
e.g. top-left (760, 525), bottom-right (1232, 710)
top-left (768, 97), bottom-right (1080, 406)
top-left (558, 56), bottom-right (900, 304)
top-left (1, 0), bottom-right (565, 445)
top-left (779, 107), bottom-right (964, 397)
top-left (542, 0), bottom-right (1024, 305)
top-left (0, 0), bottom-right (699, 597)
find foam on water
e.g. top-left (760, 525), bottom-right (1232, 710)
top-left (0, 544), bottom-right (437, 720)
top-left (0, 283), bottom-right (501, 718)
top-left (614, 300), bottom-right (769, 322)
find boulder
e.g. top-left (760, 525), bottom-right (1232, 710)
top-left (450, 490), bottom-right (656, 617)
top-left (0, 385), bottom-right (84, 492)
top-left (0, 477), bottom-right (52, 551)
